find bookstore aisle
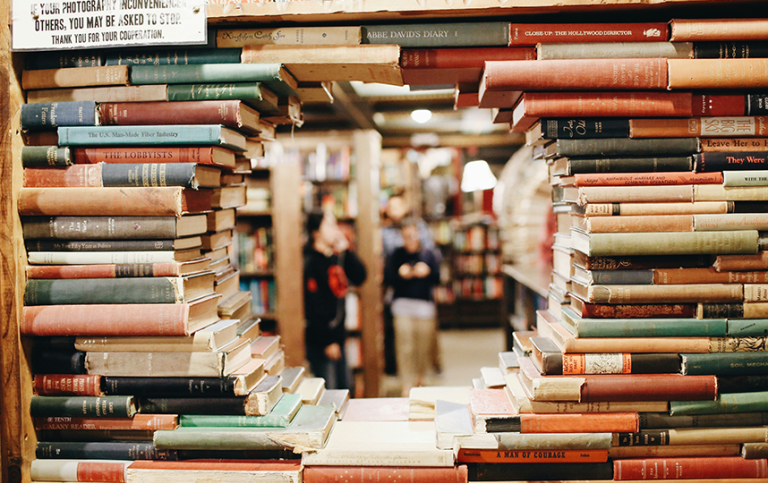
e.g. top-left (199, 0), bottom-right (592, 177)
top-left (6, 2), bottom-right (768, 483)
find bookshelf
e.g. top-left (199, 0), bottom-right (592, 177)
top-left (280, 130), bottom-right (384, 398)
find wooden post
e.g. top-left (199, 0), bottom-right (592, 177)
top-left (270, 145), bottom-right (306, 367)
top-left (1, 10), bottom-right (34, 482)
top-left (353, 130), bottom-right (383, 397)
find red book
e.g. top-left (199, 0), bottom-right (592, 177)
top-left (34, 414), bottom-right (179, 431)
top-left (401, 47), bottom-right (535, 69)
top-left (26, 260), bottom-right (210, 279)
top-left (458, 448), bottom-right (608, 463)
top-left (481, 59), bottom-right (668, 95)
top-left (73, 146), bottom-right (236, 169)
top-left (511, 92), bottom-right (694, 132)
top-left (569, 297), bottom-right (698, 319)
top-left (614, 456), bottom-right (768, 480)
top-left (693, 94), bottom-right (760, 116)
top-left (31, 460), bottom-right (128, 483)
top-left (127, 460), bottom-right (302, 480)
top-left (304, 466), bottom-right (468, 483)
top-left (100, 100), bottom-right (259, 134)
top-left (509, 22), bottom-right (669, 46)
top-left (520, 412), bottom-right (639, 433)
top-left (571, 172), bottom-right (723, 187)
top-left (33, 374), bottom-right (103, 396)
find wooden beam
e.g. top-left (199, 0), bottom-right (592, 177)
top-left (330, 82), bottom-right (377, 131)
top-left (382, 132), bottom-right (525, 148)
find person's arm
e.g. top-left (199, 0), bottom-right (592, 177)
top-left (342, 249), bottom-right (367, 286)
top-left (423, 249), bottom-right (441, 285)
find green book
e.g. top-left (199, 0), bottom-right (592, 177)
top-left (728, 318), bottom-right (768, 337)
top-left (670, 390), bottom-right (768, 416)
top-left (362, 22), bottom-right (509, 47)
top-left (21, 146), bottom-right (71, 167)
top-left (105, 48), bottom-right (242, 66)
top-left (130, 64), bottom-right (298, 97)
top-left (31, 395), bottom-right (136, 417)
top-left (180, 393), bottom-right (302, 428)
top-left (57, 125), bottom-right (246, 152)
top-left (560, 306), bottom-right (727, 338)
top-left (154, 404), bottom-right (335, 450)
top-left (167, 83), bottom-right (279, 114)
top-left (681, 352), bottom-right (768, 376)
top-left (24, 277), bottom-right (197, 305)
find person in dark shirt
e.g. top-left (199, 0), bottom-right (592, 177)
top-left (383, 218), bottom-right (441, 396)
top-left (304, 210), bottom-right (367, 390)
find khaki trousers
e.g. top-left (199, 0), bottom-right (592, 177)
top-left (394, 314), bottom-right (436, 393)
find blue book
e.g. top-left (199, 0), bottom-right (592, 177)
top-left (57, 125), bottom-right (246, 152)
top-left (560, 306), bottom-right (728, 338)
top-left (21, 101), bottom-right (98, 131)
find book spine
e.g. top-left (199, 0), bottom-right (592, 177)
top-left (22, 146), bottom-right (72, 167)
top-left (305, 466), bottom-right (470, 483)
top-left (522, 92), bottom-right (693, 120)
top-left (577, 302), bottom-right (697, 318)
top-left (74, 147), bottom-right (212, 164)
top-left (584, 283), bottom-right (743, 304)
top-left (585, 215), bottom-right (694, 233)
top-left (32, 350), bottom-right (87, 375)
top-left (25, 51), bottom-right (104, 69)
top-left (695, 184), bottom-right (768, 201)
top-left (568, 157), bottom-right (693, 174)
top-left (743, 443), bottom-right (768, 459)
top-left (217, 27), bottom-right (361, 47)
top-left (670, 392), bottom-right (768, 415)
top-left (562, 353), bottom-right (681, 374)
top-left (668, 59), bottom-right (768, 89)
top-left (138, 397), bottom-right (246, 415)
top-left (30, 459), bottom-right (128, 483)
top-left (23, 216), bottom-right (180, 240)
top-left (589, 201), bottom-right (731, 216)
top-left (578, 185), bottom-right (695, 204)
top-left (22, 65), bottom-right (129, 90)
top-left (640, 412), bottom-right (768, 429)
top-left (683, 353), bottom-right (768, 376)
top-left (610, 444), bottom-right (741, 459)
top-left (696, 42), bottom-right (768, 59)
top-left (587, 270), bottom-right (655, 284)
top-left (714, 252), bottom-right (768, 271)
top-left (538, 42), bottom-right (692, 60)
top-left (27, 85), bottom-right (169, 104)
top-left (105, 48), bottom-right (242, 65)
top-left (100, 101), bottom-right (242, 128)
top-left (24, 165), bottom-right (102, 187)
top-left (25, 278), bottom-right (181, 305)
top-left (468, 462), bottom-right (614, 481)
top-left (484, 58), bottom-right (668, 91)
top-left (58, 125), bottom-right (225, 148)
top-left (510, 23), bottom-right (668, 45)
top-left (457, 448), bottom-right (607, 464)
top-left (30, 395), bottom-right (135, 417)
top-left (36, 441), bottom-right (177, 460)
top-left (728, 319), bottom-right (768, 337)
top-left (672, 19), bottom-right (768, 41)
top-left (585, 231), bottom-right (758, 257)
top-left (579, 254), bottom-right (712, 270)
top-left (581, 374), bottom-right (717, 402)
top-left (521, 412), bottom-right (638, 433)
top-left (21, 304), bottom-right (189, 336)
top-left (632, 117), bottom-right (768, 138)
top-left (696, 152), bottom-right (768, 172)
top-left (165, 84), bottom-right (274, 112)
top-left (701, 138), bottom-right (768, 152)
top-left (86, 352), bottom-right (225, 378)
top-left (723, 170), bottom-right (768, 186)
top-left (614, 456), bottom-right (768, 479)
top-left (33, 374), bottom-right (103, 396)
top-left (27, 263), bottom-right (180, 278)
top-left (179, 414), bottom-right (289, 428)
top-left (35, 414), bottom-right (178, 431)
top-left (100, 163), bottom-right (197, 188)
top-left (363, 22), bottom-right (509, 47)
top-left (21, 101), bottom-right (98, 131)
top-left (654, 267), bottom-right (768, 283)
top-left (19, 187), bottom-right (184, 217)
top-left (400, 47), bottom-right (535, 69)
top-left (129, 64), bottom-right (281, 86)
top-left (577, 172), bottom-right (721, 187)
top-left (556, 138), bottom-right (700, 157)
top-left (542, 119), bottom-right (629, 139)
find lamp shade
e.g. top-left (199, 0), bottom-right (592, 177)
top-left (461, 160), bottom-right (497, 192)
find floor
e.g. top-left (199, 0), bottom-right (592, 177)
top-left (380, 327), bottom-right (507, 397)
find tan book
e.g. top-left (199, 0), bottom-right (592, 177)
top-left (22, 65), bottom-right (130, 90)
top-left (250, 335), bottom-right (280, 360)
top-left (569, 279), bottom-right (743, 304)
top-left (574, 214), bottom-right (694, 233)
top-left (296, 377), bottom-right (326, 405)
top-left (217, 26), bottom-right (361, 47)
top-left (207, 208), bottom-right (236, 232)
top-left (74, 318), bottom-right (240, 352)
top-left (702, 138), bottom-right (768, 152)
top-left (263, 349), bottom-right (285, 376)
top-left (214, 270), bottom-right (240, 301)
top-left (246, 375), bottom-right (283, 416)
top-left (668, 59), bottom-right (768, 90)
top-left (218, 290), bottom-right (252, 320)
top-left (612, 427), bottom-right (768, 446)
top-left (297, 81), bottom-right (334, 104)
top-left (241, 44), bottom-right (402, 86)
top-left (695, 184), bottom-right (768, 201)
top-left (230, 359), bottom-right (267, 396)
top-left (537, 41), bottom-right (693, 60)
top-left (715, 251), bottom-right (768, 271)
top-left (744, 284), bottom-right (768, 302)
top-left (84, 338), bottom-right (252, 377)
top-left (27, 85), bottom-right (168, 103)
top-left (582, 201), bottom-right (730, 217)
top-left (504, 372), bottom-right (668, 414)
top-left (671, 18), bottom-right (768, 41)
top-left (610, 444), bottom-right (741, 459)
top-left (211, 185), bottom-right (247, 209)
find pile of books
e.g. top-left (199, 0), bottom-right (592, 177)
top-left (449, 16), bottom-right (768, 482)
top-left (20, 42), bottom-right (351, 482)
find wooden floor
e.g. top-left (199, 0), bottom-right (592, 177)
top-left (380, 327), bottom-right (506, 396)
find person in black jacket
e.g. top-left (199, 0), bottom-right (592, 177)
top-left (304, 210), bottom-right (367, 390)
top-left (384, 218), bottom-right (441, 396)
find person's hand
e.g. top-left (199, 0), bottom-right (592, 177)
top-left (325, 342), bottom-right (342, 361)
top-left (398, 263), bottom-right (413, 279)
top-left (332, 230), bottom-right (349, 254)
top-left (413, 261), bottom-right (431, 278)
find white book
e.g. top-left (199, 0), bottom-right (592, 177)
top-left (302, 421), bottom-right (455, 467)
top-left (480, 366), bottom-right (507, 388)
top-left (27, 251), bottom-right (179, 264)
top-left (296, 377), bottom-right (326, 405)
top-left (434, 400), bottom-right (497, 451)
top-left (408, 385), bottom-right (471, 421)
top-left (31, 459), bottom-right (131, 482)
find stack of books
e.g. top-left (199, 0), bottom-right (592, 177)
top-left (448, 16), bottom-right (768, 482)
top-left (19, 41), bottom-right (346, 480)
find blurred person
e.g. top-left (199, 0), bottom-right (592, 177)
top-left (304, 209), bottom-right (367, 390)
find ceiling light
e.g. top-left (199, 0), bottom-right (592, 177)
top-left (411, 109), bottom-right (433, 124)
top-left (461, 160), bottom-right (497, 192)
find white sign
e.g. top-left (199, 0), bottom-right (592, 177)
top-left (12, 0), bottom-right (207, 51)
